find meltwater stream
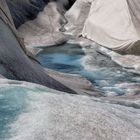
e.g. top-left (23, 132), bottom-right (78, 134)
top-left (37, 43), bottom-right (140, 96)
top-left (0, 43), bottom-right (140, 140)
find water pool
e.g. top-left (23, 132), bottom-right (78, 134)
top-left (37, 43), bottom-right (140, 96)
top-left (37, 43), bottom-right (84, 74)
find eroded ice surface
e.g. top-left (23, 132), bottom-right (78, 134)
top-left (0, 79), bottom-right (140, 140)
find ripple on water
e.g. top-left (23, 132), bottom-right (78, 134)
top-left (36, 43), bottom-right (140, 96)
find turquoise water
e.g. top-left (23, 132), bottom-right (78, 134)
top-left (37, 43), bottom-right (140, 95)
top-left (0, 83), bottom-right (57, 140)
top-left (0, 86), bottom-right (29, 139)
top-left (37, 43), bottom-right (84, 74)
top-left (38, 53), bottom-right (83, 73)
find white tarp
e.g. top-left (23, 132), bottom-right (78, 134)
top-left (65, 0), bottom-right (92, 35)
top-left (66, 0), bottom-right (140, 54)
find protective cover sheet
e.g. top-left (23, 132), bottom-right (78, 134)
top-left (82, 0), bottom-right (140, 54)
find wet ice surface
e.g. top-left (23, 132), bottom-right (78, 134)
top-left (37, 43), bottom-right (140, 96)
top-left (0, 80), bottom-right (140, 140)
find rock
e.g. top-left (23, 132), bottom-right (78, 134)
top-left (18, 2), bottom-right (69, 47)
top-left (6, 0), bottom-right (47, 28)
top-left (6, 0), bottom-right (75, 28)
top-left (45, 68), bottom-right (101, 96)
